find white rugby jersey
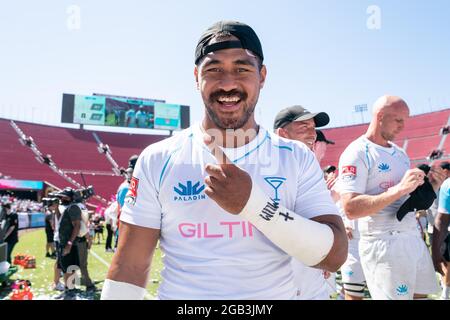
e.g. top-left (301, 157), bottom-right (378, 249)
top-left (338, 135), bottom-right (415, 237)
top-left (120, 123), bottom-right (339, 300)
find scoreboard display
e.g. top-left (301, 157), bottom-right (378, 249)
top-left (62, 93), bottom-right (190, 131)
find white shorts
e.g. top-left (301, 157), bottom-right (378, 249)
top-left (292, 259), bottom-right (330, 300)
top-left (359, 230), bottom-right (439, 300)
top-left (341, 237), bottom-right (366, 285)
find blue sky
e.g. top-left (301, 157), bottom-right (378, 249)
top-left (0, 0), bottom-right (449, 132)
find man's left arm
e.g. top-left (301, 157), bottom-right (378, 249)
top-left (310, 214), bottom-right (348, 271)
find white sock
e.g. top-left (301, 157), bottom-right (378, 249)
top-left (441, 286), bottom-right (450, 299)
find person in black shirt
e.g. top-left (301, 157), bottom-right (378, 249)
top-left (44, 210), bottom-right (56, 258)
top-left (48, 188), bottom-right (81, 298)
top-left (1, 203), bottom-right (18, 264)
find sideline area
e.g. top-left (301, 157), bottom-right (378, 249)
top-left (0, 228), bottom-right (162, 300)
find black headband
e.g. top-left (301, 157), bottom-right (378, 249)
top-left (195, 21), bottom-right (264, 65)
top-left (198, 41), bottom-right (245, 63)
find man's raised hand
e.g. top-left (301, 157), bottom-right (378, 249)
top-left (203, 134), bottom-right (252, 214)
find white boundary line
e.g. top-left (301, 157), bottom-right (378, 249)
top-left (89, 250), bottom-right (155, 300)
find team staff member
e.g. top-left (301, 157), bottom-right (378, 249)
top-left (1, 203), bottom-right (18, 264)
top-left (339, 95), bottom-right (446, 300)
top-left (102, 20), bottom-right (347, 300)
top-left (49, 188), bottom-right (82, 298)
top-left (431, 162), bottom-right (450, 300)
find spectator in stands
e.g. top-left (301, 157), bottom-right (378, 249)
top-left (45, 210), bottom-right (56, 258)
top-left (114, 154), bottom-right (138, 250)
top-left (1, 203), bottom-right (18, 264)
top-left (441, 125), bottom-right (449, 135)
top-left (314, 130), bottom-right (335, 163)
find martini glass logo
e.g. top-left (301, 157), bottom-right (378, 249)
top-left (264, 177), bottom-right (286, 203)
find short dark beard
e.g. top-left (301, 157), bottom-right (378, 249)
top-left (205, 89), bottom-right (256, 130)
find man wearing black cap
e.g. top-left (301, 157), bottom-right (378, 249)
top-left (48, 188), bottom-right (81, 298)
top-left (102, 21), bottom-right (347, 300)
top-left (273, 106), bottom-right (339, 300)
top-left (274, 105), bottom-right (330, 150)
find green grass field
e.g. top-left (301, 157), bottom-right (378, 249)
top-left (0, 228), bottom-right (163, 300)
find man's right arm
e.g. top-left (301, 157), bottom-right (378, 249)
top-left (105, 221), bottom-right (159, 290)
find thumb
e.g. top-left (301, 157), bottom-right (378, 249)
top-left (203, 134), bottom-right (233, 166)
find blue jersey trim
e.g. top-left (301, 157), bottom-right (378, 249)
top-left (159, 147), bottom-right (182, 188)
top-left (232, 132), bottom-right (270, 163)
top-left (365, 143), bottom-right (371, 171)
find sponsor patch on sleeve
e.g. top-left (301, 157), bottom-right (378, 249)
top-left (125, 177), bottom-right (139, 205)
top-left (341, 165), bottom-right (357, 181)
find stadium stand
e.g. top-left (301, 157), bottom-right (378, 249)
top-left (0, 118), bottom-right (168, 203)
top-left (1, 109), bottom-right (449, 203)
top-left (320, 109), bottom-right (450, 168)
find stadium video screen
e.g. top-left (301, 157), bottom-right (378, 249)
top-left (62, 93), bottom-right (190, 130)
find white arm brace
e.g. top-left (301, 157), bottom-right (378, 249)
top-left (100, 279), bottom-right (147, 300)
top-left (239, 183), bottom-right (335, 266)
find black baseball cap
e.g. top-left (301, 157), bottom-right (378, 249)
top-left (52, 187), bottom-right (75, 199)
top-left (316, 130), bottom-right (335, 145)
top-left (128, 155), bottom-right (139, 169)
top-left (440, 161), bottom-right (450, 170)
top-left (273, 105), bottom-right (330, 130)
top-left (195, 21), bottom-right (264, 65)
top-left (323, 165), bottom-right (337, 174)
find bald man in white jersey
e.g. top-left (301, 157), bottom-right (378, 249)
top-left (339, 95), bottom-right (446, 300)
top-left (101, 20), bottom-right (347, 300)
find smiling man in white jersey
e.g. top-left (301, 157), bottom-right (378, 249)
top-left (339, 95), bottom-right (446, 300)
top-left (101, 20), bottom-right (347, 300)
